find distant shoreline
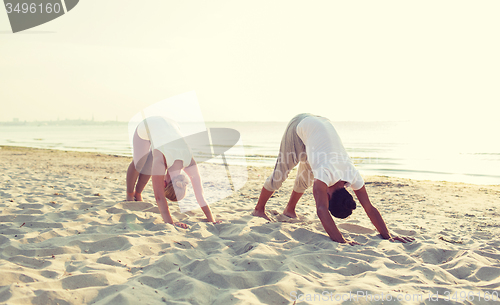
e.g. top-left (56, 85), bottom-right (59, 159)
top-left (3, 145), bottom-right (500, 187)
top-left (2, 120), bottom-right (499, 186)
top-left (0, 119), bottom-right (407, 126)
top-left (0, 120), bottom-right (127, 126)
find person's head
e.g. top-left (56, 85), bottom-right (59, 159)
top-left (164, 173), bottom-right (189, 201)
top-left (328, 187), bottom-right (356, 219)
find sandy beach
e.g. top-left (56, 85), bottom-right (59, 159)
top-left (1, 145), bottom-right (499, 305)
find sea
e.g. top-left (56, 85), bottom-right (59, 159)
top-left (1, 120), bottom-right (499, 186)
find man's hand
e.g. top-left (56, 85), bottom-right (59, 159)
top-left (354, 186), bottom-right (392, 239)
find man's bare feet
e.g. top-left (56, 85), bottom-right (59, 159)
top-left (252, 209), bottom-right (272, 221)
top-left (282, 209), bottom-right (297, 218)
top-left (134, 193), bottom-right (143, 201)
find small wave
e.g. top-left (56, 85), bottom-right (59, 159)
top-left (465, 152), bottom-right (500, 156)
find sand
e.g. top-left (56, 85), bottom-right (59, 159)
top-left (0, 145), bottom-right (499, 305)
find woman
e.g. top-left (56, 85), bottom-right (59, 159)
top-left (126, 116), bottom-right (219, 228)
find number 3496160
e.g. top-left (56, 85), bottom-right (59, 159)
top-left (5, 3), bottom-right (62, 14)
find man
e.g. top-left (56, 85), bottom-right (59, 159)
top-left (252, 113), bottom-right (413, 245)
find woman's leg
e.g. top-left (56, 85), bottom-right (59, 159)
top-left (126, 161), bottom-right (140, 201)
top-left (134, 173), bottom-right (152, 201)
top-left (127, 129), bottom-right (152, 201)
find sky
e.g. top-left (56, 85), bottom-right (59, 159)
top-left (1, 1), bottom-right (499, 127)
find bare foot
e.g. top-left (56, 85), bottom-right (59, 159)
top-left (252, 209), bottom-right (272, 221)
top-left (134, 193), bottom-right (143, 201)
top-left (126, 192), bottom-right (135, 201)
top-left (283, 209), bottom-right (297, 218)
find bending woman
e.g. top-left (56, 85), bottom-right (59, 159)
top-left (126, 116), bottom-right (218, 228)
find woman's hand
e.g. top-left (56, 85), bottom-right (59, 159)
top-left (335, 239), bottom-right (360, 246)
top-left (173, 222), bottom-right (188, 229)
top-left (346, 239), bottom-right (360, 246)
top-left (388, 235), bottom-right (415, 243)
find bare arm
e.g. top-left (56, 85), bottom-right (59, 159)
top-left (183, 159), bottom-right (218, 223)
top-left (152, 150), bottom-right (187, 228)
top-left (354, 185), bottom-right (415, 243)
top-left (152, 174), bottom-right (174, 224)
top-left (313, 180), bottom-right (356, 244)
top-left (353, 185), bottom-right (391, 239)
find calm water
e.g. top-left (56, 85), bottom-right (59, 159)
top-left (1, 121), bottom-right (499, 185)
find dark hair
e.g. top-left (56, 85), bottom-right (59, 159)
top-left (329, 188), bottom-right (356, 219)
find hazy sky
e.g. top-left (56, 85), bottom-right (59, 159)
top-left (1, 1), bottom-right (499, 125)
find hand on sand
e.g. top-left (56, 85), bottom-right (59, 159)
top-left (252, 209), bottom-right (273, 221)
top-left (212, 220), bottom-right (223, 224)
top-left (173, 222), bottom-right (188, 229)
top-left (389, 235), bottom-right (415, 243)
top-left (342, 239), bottom-right (360, 246)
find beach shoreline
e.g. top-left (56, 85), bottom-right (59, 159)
top-left (1, 145), bottom-right (500, 304)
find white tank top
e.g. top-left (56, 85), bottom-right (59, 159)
top-left (136, 116), bottom-right (193, 168)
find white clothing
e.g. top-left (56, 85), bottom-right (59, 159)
top-left (263, 114), bottom-right (364, 193)
top-left (296, 116), bottom-right (364, 190)
top-left (136, 116), bottom-right (192, 169)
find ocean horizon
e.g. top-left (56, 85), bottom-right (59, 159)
top-left (1, 120), bottom-right (499, 186)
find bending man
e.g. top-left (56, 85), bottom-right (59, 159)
top-left (252, 113), bottom-right (413, 245)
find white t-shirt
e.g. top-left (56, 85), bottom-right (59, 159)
top-left (137, 116), bottom-right (192, 168)
top-left (296, 116), bottom-right (364, 190)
